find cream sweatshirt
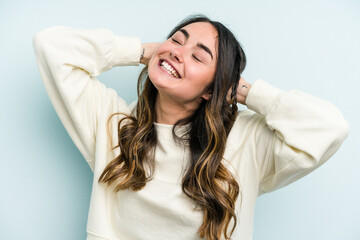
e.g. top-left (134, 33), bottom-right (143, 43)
top-left (33, 26), bottom-right (349, 240)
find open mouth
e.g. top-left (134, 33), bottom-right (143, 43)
top-left (159, 60), bottom-right (181, 78)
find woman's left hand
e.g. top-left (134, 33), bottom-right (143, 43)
top-left (226, 77), bottom-right (252, 105)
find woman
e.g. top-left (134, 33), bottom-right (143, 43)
top-left (33, 15), bottom-right (349, 240)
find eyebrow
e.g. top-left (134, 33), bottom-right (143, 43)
top-left (179, 29), bottom-right (214, 60)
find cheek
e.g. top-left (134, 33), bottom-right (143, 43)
top-left (147, 60), bottom-right (158, 85)
top-left (148, 51), bottom-right (162, 78)
top-left (154, 42), bottom-right (170, 57)
top-left (148, 56), bottom-right (156, 73)
top-left (186, 66), bottom-right (215, 87)
top-left (147, 44), bottom-right (168, 77)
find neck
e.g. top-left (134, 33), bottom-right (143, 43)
top-left (155, 93), bottom-right (198, 125)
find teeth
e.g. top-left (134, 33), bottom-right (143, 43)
top-left (161, 61), bottom-right (180, 78)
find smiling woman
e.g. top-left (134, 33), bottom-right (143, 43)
top-left (33, 14), bottom-right (349, 240)
top-left (100, 16), bottom-right (247, 240)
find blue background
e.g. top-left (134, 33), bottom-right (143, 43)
top-left (0, 0), bottom-right (359, 239)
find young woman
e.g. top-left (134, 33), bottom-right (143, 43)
top-left (33, 15), bottom-right (349, 240)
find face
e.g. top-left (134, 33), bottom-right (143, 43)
top-left (148, 22), bottom-right (218, 107)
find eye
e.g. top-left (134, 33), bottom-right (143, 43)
top-left (171, 38), bottom-right (181, 45)
top-left (192, 54), bottom-right (201, 62)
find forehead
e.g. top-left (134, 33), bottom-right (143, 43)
top-left (180, 22), bottom-right (218, 52)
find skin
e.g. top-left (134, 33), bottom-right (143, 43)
top-left (141, 22), bottom-right (251, 125)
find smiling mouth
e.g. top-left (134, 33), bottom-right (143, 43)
top-left (159, 60), bottom-right (181, 78)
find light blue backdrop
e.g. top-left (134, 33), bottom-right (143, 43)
top-left (0, 0), bottom-right (359, 239)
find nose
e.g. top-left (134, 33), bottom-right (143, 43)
top-left (170, 46), bottom-right (184, 63)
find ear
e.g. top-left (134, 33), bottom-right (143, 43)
top-left (201, 91), bottom-right (212, 101)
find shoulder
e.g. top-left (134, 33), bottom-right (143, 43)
top-left (231, 109), bottom-right (266, 133)
top-left (226, 109), bottom-right (273, 149)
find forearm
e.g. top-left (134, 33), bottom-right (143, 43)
top-left (248, 80), bottom-right (349, 161)
top-left (246, 80), bottom-right (349, 193)
top-left (33, 26), bottom-right (140, 169)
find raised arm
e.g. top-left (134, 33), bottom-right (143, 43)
top-left (33, 26), bottom-right (142, 170)
top-left (240, 80), bottom-right (349, 195)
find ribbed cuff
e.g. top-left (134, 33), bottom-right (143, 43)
top-left (245, 79), bottom-right (282, 116)
top-left (111, 36), bottom-right (142, 67)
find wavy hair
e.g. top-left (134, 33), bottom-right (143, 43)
top-left (99, 15), bottom-right (247, 240)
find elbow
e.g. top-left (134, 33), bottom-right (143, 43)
top-left (32, 26), bottom-right (67, 52)
top-left (333, 118), bottom-right (350, 151)
top-left (306, 104), bottom-right (349, 164)
top-left (316, 107), bottom-right (350, 163)
top-left (33, 32), bottom-right (44, 52)
top-left (32, 30), bottom-right (50, 54)
top-left (330, 105), bottom-right (350, 145)
top-left (338, 117), bottom-right (350, 141)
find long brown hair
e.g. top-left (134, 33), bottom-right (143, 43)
top-left (99, 15), bottom-right (247, 240)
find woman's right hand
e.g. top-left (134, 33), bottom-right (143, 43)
top-left (140, 43), bottom-right (161, 65)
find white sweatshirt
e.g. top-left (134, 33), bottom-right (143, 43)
top-left (33, 26), bottom-right (349, 240)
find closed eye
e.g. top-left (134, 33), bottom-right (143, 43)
top-left (171, 37), bottom-right (201, 62)
top-left (171, 38), bottom-right (181, 45)
top-left (192, 54), bottom-right (201, 62)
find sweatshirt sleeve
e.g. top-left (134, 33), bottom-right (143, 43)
top-left (33, 26), bottom-right (142, 170)
top-left (245, 80), bottom-right (350, 195)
